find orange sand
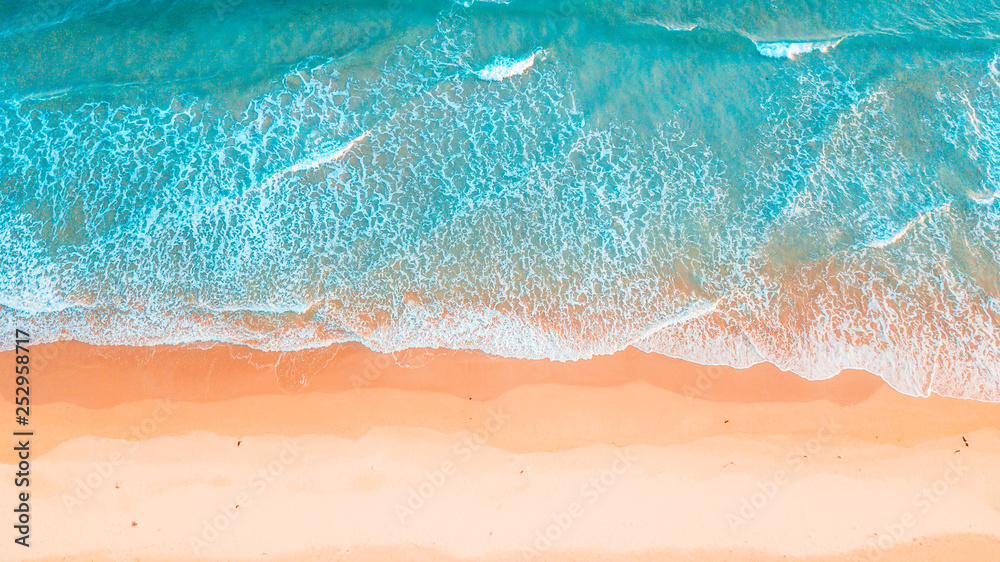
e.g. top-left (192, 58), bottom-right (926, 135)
top-left (2, 342), bottom-right (1000, 560)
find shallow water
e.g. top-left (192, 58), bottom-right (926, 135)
top-left (1, 0), bottom-right (998, 399)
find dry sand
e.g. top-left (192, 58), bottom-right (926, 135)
top-left (2, 341), bottom-right (999, 560)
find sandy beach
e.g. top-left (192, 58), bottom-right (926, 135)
top-left (4, 0), bottom-right (999, 559)
top-left (1, 341), bottom-right (999, 560)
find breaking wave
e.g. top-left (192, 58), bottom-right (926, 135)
top-left (755, 39), bottom-right (843, 59)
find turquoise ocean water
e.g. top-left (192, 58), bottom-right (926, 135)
top-left (1, 0), bottom-right (998, 398)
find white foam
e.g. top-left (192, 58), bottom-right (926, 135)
top-left (454, 0), bottom-right (511, 6)
top-left (865, 223), bottom-right (913, 249)
top-left (475, 51), bottom-right (541, 82)
top-left (755, 39), bottom-right (842, 59)
top-left (971, 191), bottom-right (998, 205)
top-left (865, 204), bottom-right (950, 249)
top-left (260, 131), bottom-right (368, 188)
top-left (0, 281), bottom-right (83, 314)
top-left (638, 299), bottom-right (720, 340)
top-left (637, 18), bottom-right (698, 32)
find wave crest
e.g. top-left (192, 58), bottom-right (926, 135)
top-left (475, 51), bottom-right (542, 81)
top-left (755, 39), bottom-right (843, 59)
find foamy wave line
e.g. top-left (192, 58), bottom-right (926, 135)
top-left (755, 39), bottom-right (843, 59)
top-left (864, 203), bottom-right (951, 248)
top-left (5, 289), bottom-right (999, 403)
top-left (201, 301), bottom-right (321, 315)
top-left (454, 0), bottom-right (511, 6)
top-left (474, 50), bottom-right (543, 82)
top-left (260, 131), bottom-right (369, 189)
top-left (636, 18), bottom-right (698, 32)
top-left (0, 0), bottom-right (142, 39)
top-left (638, 299), bottom-right (720, 340)
top-left (971, 192), bottom-right (999, 205)
top-left (0, 293), bottom-right (94, 315)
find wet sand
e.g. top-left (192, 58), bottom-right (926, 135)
top-left (2, 341), bottom-right (999, 560)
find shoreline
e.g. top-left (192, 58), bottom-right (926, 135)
top-left (0, 340), bottom-right (900, 408)
top-left (4, 338), bottom-right (996, 404)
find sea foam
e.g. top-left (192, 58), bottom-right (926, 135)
top-left (2, 11), bottom-right (999, 402)
top-left (475, 51), bottom-right (542, 81)
top-left (865, 204), bottom-right (951, 249)
top-left (455, 0), bottom-right (511, 6)
top-left (260, 131), bottom-right (368, 189)
top-left (755, 39), bottom-right (842, 59)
